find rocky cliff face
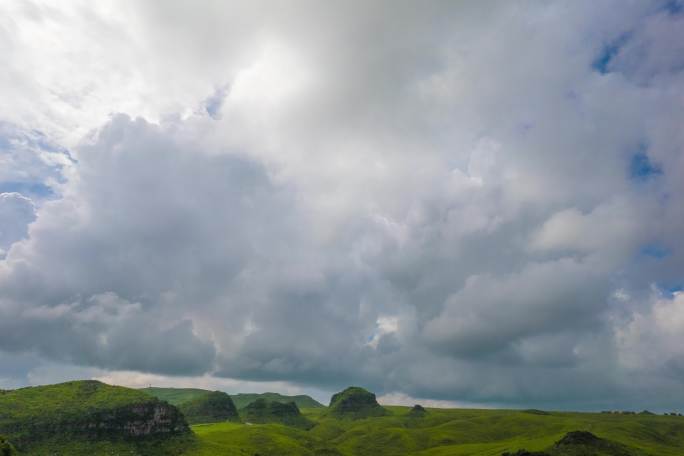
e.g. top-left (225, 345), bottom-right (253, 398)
top-left (0, 380), bottom-right (190, 450)
top-left (179, 390), bottom-right (240, 424)
top-left (241, 399), bottom-right (313, 429)
top-left (328, 386), bottom-right (386, 419)
top-left (83, 401), bottom-right (189, 437)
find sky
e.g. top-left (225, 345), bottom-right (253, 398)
top-left (0, 0), bottom-right (684, 411)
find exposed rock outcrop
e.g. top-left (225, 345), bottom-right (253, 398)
top-left (241, 399), bottom-right (313, 429)
top-left (0, 380), bottom-right (190, 449)
top-left (551, 430), bottom-right (638, 455)
top-left (328, 386), bottom-right (386, 419)
top-left (179, 390), bottom-right (240, 424)
top-left (408, 404), bottom-right (427, 417)
top-left (501, 451), bottom-right (549, 456)
top-left (83, 401), bottom-right (189, 437)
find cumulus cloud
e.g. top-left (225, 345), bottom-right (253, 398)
top-left (0, 192), bottom-right (35, 256)
top-left (0, 0), bottom-right (683, 410)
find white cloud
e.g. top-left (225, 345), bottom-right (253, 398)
top-left (0, 0), bottom-right (683, 410)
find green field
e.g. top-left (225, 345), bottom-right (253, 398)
top-left (186, 406), bottom-right (684, 456)
top-left (3, 382), bottom-right (684, 455)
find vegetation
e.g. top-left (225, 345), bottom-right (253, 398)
top-left (141, 387), bottom-right (211, 406)
top-left (0, 436), bottom-right (18, 456)
top-left (407, 404), bottom-right (427, 418)
top-left (4, 382), bottom-right (684, 455)
top-left (0, 380), bottom-right (191, 455)
top-left (240, 399), bottom-right (313, 429)
top-left (179, 391), bottom-right (240, 425)
top-left (187, 404), bottom-right (684, 455)
top-left (327, 386), bottom-right (386, 419)
top-left (232, 392), bottom-right (324, 409)
top-left (141, 387), bottom-right (323, 409)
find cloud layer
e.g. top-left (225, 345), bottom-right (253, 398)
top-left (1, 0), bottom-right (684, 410)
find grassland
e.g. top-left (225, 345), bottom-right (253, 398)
top-left (140, 387), bottom-right (211, 406)
top-left (4, 382), bottom-right (684, 455)
top-left (185, 406), bottom-right (684, 456)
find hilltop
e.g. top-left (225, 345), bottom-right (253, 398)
top-left (178, 391), bottom-right (240, 425)
top-left (503, 430), bottom-right (644, 455)
top-left (232, 392), bottom-right (324, 409)
top-left (240, 398), bottom-right (313, 429)
top-left (0, 380), bottom-right (190, 455)
top-left (327, 386), bottom-right (386, 419)
top-left (141, 387), bottom-right (323, 409)
top-left (140, 387), bottom-right (210, 406)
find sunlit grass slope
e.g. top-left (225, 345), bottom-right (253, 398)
top-left (187, 406), bottom-right (684, 456)
top-left (141, 387), bottom-right (212, 406)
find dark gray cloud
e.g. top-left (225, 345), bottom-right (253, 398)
top-left (0, 0), bottom-right (683, 410)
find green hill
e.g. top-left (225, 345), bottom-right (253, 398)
top-left (141, 387), bottom-right (212, 406)
top-left (141, 387), bottom-right (323, 409)
top-left (232, 392), bottom-right (324, 409)
top-left (0, 380), bottom-right (191, 455)
top-left (178, 391), bottom-right (240, 425)
top-left (188, 405), bottom-right (684, 455)
top-left (4, 382), bottom-right (684, 455)
top-left (327, 386), bottom-right (386, 419)
top-left (240, 398), bottom-right (314, 429)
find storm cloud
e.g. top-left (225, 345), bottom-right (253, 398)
top-left (1, 0), bottom-right (683, 410)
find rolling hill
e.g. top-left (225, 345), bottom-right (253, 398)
top-left (189, 402), bottom-right (684, 455)
top-left (240, 398), bottom-right (313, 429)
top-left (327, 386), bottom-right (387, 419)
top-left (232, 392), bottom-right (324, 409)
top-left (178, 391), bottom-right (240, 425)
top-left (140, 387), bottom-right (211, 406)
top-left (0, 380), bottom-right (191, 455)
top-left (141, 387), bottom-right (323, 410)
top-left (3, 382), bottom-right (684, 455)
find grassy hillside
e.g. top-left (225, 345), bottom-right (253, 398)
top-left (232, 392), bottom-right (324, 409)
top-left (240, 398), bottom-right (313, 429)
top-left (0, 380), bottom-right (191, 455)
top-left (179, 391), bottom-right (240, 425)
top-left (141, 387), bottom-right (323, 409)
top-left (5, 382), bottom-right (684, 455)
top-left (328, 386), bottom-right (386, 419)
top-left (187, 406), bottom-right (684, 456)
top-left (141, 387), bottom-right (212, 406)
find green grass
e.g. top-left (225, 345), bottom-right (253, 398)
top-left (5, 382), bottom-right (684, 455)
top-left (141, 387), bottom-right (212, 406)
top-left (185, 406), bottom-right (684, 456)
top-left (0, 380), bottom-right (191, 455)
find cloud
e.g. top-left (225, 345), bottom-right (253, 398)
top-left (0, 192), bottom-right (35, 256)
top-left (0, 0), bottom-right (683, 410)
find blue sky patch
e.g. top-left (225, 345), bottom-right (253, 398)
top-left (0, 181), bottom-right (54, 198)
top-left (592, 34), bottom-right (631, 74)
top-left (664, 0), bottom-right (683, 15)
top-left (630, 149), bottom-right (662, 180)
top-left (640, 243), bottom-right (671, 259)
